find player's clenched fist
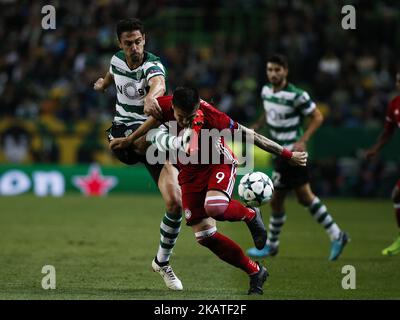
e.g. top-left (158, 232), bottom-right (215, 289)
top-left (289, 151), bottom-right (307, 166)
top-left (109, 137), bottom-right (130, 150)
top-left (94, 78), bottom-right (105, 91)
top-left (144, 96), bottom-right (163, 120)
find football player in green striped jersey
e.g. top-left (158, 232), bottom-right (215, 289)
top-left (247, 54), bottom-right (349, 261)
top-left (94, 18), bottom-right (183, 290)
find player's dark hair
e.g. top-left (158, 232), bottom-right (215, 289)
top-left (116, 18), bottom-right (144, 41)
top-left (267, 54), bottom-right (289, 69)
top-left (172, 87), bottom-right (200, 113)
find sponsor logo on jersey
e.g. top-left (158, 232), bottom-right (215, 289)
top-left (136, 70), bottom-right (143, 80)
top-left (123, 83), bottom-right (137, 99)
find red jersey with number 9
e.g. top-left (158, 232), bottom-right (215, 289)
top-left (156, 95), bottom-right (239, 173)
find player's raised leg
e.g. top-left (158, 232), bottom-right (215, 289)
top-left (204, 165), bottom-right (267, 249)
top-left (295, 183), bottom-right (349, 261)
top-left (382, 183), bottom-right (400, 256)
top-left (205, 190), bottom-right (267, 250)
top-left (152, 161), bottom-right (183, 290)
top-left (247, 189), bottom-right (289, 258)
top-left (192, 217), bottom-right (268, 295)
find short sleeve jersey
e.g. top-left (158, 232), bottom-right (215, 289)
top-left (109, 51), bottom-right (166, 126)
top-left (261, 83), bottom-right (316, 150)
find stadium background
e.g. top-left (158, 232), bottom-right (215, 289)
top-left (1, 0), bottom-right (400, 300)
top-left (1, 0), bottom-right (400, 197)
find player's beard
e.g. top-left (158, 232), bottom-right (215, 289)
top-left (130, 52), bottom-right (142, 64)
top-left (271, 77), bottom-right (286, 89)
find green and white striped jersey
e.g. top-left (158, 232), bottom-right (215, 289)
top-left (261, 83), bottom-right (316, 150)
top-left (109, 50), bottom-right (166, 126)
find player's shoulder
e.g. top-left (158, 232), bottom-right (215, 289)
top-left (157, 95), bottom-right (174, 121)
top-left (286, 83), bottom-right (307, 96)
top-left (261, 83), bottom-right (273, 94)
top-left (112, 50), bottom-right (125, 60)
top-left (144, 51), bottom-right (161, 62)
top-left (110, 50), bottom-right (127, 68)
top-left (142, 52), bottom-right (166, 77)
top-left (156, 95), bottom-right (172, 107)
top-left (143, 51), bottom-right (164, 67)
top-left (199, 99), bottom-right (236, 129)
top-left (199, 99), bottom-right (222, 116)
top-left (199, 99), bottom-right (223, 121)
top-left (287, 83), bottom-right (314, 104)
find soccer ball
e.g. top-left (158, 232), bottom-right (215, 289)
top-left (238, 171), bottom-right (274, 207)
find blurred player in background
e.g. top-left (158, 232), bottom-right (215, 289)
top-left (247, 54), bottom-right (349, 261)
top-left (94, 18), bottom-right (183, 290)
top-left (365, 71), bottom-right (400, 256)
top-left (110, 86), bottom-right (307, 294)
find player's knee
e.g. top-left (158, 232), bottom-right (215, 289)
top-left (195, 226), bottom-right (218, 246)
top-left (165, 196), bottom-right (182, 215)
top-left (204, 197), bottom-right (229, 219)
top-left (204, 204), bottom-right (226, 219)
top-left (297, 193), bottom-right (314, 207)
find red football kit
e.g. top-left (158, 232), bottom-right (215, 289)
top-left (157, 95), bottom-right (240, 225)
top-left (154, 95), bottom-right (267, 282)
top-left (384, 96), bottom-right (400, 189)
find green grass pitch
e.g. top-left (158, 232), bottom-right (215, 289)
top-left (0, 195), bottom-right (399, 300)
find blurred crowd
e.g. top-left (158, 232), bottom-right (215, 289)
top-left (1, 0), bottom-right (399, 125)
top-left (0, 0), bottom-right (399, 196)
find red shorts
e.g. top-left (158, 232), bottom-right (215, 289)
top-left (179, 164), bottom-right (237, 226)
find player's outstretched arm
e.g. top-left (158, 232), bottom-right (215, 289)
top-left (146, 109), bottom-right (204, 154)
top-left (293, 108), bottom-right (323, 152)
top-left (238, 124), bottom-right (307, 166)
top-left (365, 126), bottom-right (395, 159)
top-left (144, 76), bottom-right (165, 120)
top-left (94, 71), bottom-right (114, 92)
top-left (109, 116), bottom-right (160, 150)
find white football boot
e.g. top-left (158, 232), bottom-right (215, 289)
top-left (152, 259), bottom-right (183, 290)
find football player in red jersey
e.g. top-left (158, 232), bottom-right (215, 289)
top-left (366, 72), bottom-right (400, 256)
top-left (110, 87), bottom-right (307, 294)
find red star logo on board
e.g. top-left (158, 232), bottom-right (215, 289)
top-left (72, 164), bottom-right (117, 196)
